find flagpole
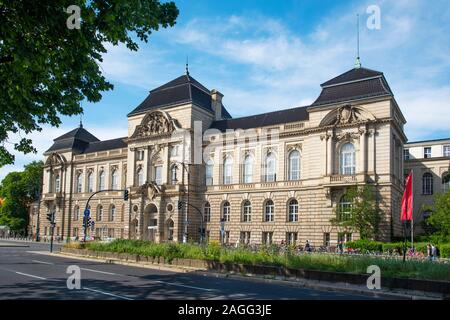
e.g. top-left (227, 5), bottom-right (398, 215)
top-left (411, 170), bottom-right (414, 252)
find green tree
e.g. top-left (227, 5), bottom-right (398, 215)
top-left (0, 0), bottom-right (178, 166)
top-left (0, 161), bottom-right (43, 232)
top-left (330, 185), bottom-right (381, 240)
top-left (424, 190), bottom-right (450, 240)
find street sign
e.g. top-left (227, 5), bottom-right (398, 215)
top-left (84, 209), bottom-right (90, 217)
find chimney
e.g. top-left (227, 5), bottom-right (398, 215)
top-left (211, 89), bottom-right (223, 120)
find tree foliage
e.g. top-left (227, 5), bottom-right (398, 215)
top-left (330, 185), bottom-right (382, 240)
top-left (0, 0), bottom-right (178, 166)
top-left (424, 190), bottom-right (450, 240)
top-left (0, 161), bottom-right (43, 231)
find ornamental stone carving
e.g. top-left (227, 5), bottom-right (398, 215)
top-left (131, 110), bottom-right (179, 139)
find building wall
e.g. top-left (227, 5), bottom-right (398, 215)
top-left (35, 95), bottom-right (411, 245)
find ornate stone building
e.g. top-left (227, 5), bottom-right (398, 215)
top-left (31, 66), bottom-right (408, 245)
top-left (403, 138), bottom-right (450, 233)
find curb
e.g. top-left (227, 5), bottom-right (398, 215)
top-left (39, 251), bottom-right (443, 300)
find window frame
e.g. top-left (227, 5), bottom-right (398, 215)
top-left (340, 143), bottom-right (356, 175)
top-left (288, 150), bottom-right (301, 181)
top-left (287, 199), bottom-right (299, 222)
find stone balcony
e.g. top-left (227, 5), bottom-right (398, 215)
top-left (43, 192), bottom-right (63, 201)
top-left (323, 174), bottom-right (366, 187)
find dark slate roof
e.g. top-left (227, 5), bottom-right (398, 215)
top-left (54, 126), bottom-right (99, 142)
top-left (311, 67), bottom-right (393, 107)
top-left (128, 74), bottom-right (232, 118)
top-left (82, 137), bottom-right (127, 153)
top-left (210, 106), bottom-right (309, 132)
top-left (321, 67), bottom-right (383, 87)
top-left (45, 126), bottom-right (127, 155)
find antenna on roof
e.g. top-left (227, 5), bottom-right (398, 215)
top-left (185, 55), bottom-right (190, 77)
top-left (355, 14), bottom-right (362, 69)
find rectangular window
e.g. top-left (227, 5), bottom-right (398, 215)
top-left (403, 149), bottom-right (410, 160)
top-left (136, 150), bottom-right (144, 161)
top-left (424, 147), bottom-right (431, 159)
top-left (286, 232), bottom-right (298, 246)
top-left (444, 145), bottom-right (450, 157)
top-left (262, 232), bottom-right (273, 245)
top-left (239, 231), bottom-right (251, 245)
top-left (206, 164), bottom-right (213, 186)
top-left (323, 233), bottom-right (330, 246)
top-left (338, 233), bottom-right (352, 243)
top-left (154, 166), bottom-right (162, 185)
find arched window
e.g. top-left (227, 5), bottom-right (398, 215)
top-left (111, 169), bottom-right (119, 190)
top-left (287, 199), bottom-right (298, 222)
top-left (264, 153), bottom-right (276, 182)
top-left (422, 172), bottom-right (433, 195)
top-left (76, 173), bottom-right (83, 193)
top-left (242, 200), bottom-right (252, 222)
top-left (223, 156), bottom-right (233, 185)
top-left (98, 171), bottom-right (105, 191)
top-left (264, 200), bottom-right (274, 222)
top-left (55, 174), bottom-right (61, 193)
top-left (203, 202), bottom-right (211, 222)
top-left (73, 206), bottom-right (79, 221)
top-left (288, 150), bottom-right (301, 180)
top-left (442, 173), bottom-right (450, 192)
top-left (338, 195), bottom-right (353, 221)
top-left (97, 205), bottom-right (103, 221)
top-left (205, 159), bottom-right (214, 186)
top-left (243, 155), bottom-right (253, 184)
top-left (87, 171), bottom-right (94, 192)
top-left (169, 165), bottom-right (177, 185)
top-left (110, 205), bottom-right (115, 221)
top-left (340, 143), bottom-right (355, 175)
top-left (136, 168), bottom-right (144, 186)
top-left (222, 201), bottom-right (231, 222)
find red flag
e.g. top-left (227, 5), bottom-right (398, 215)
top-left (401, 171), bottom-right (413, 221)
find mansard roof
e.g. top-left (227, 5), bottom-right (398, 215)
top-left (311, 67), bottom-right (393, 107)
top-left (45, 125), bottom-right (127, 155)
top-left (128, 73), bottom-right (232, 118)
top-left (210, 105), bottom-right (309, 132)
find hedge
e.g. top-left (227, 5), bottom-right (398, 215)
top-left (346, 239), bottom-right (449, 257)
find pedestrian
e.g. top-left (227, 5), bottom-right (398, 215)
top-left (304, 240), bottom-right (312, 253)
top-left (337, 240), bottom-right (343, 254)
top-left (431, 244), bottom-right (437, 261)
top-left (426, 243), bottom-right (432, 261)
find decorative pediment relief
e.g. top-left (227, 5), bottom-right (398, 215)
top-left (320, 104), bottom-right (376, 127)
top-left (138, 181), bottom-right (161, 201)
top-left (131, 110), bottom-right (180, 139)
top-left (45, 153), bottom-right (66, 168)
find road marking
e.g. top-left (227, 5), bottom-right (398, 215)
top-left (154, 280), bottom-right (214, 292)
top-left (81, 268), bottom-right (116, 276)
top-left (15, 272), bottom-right (47, 280)
top-left (83, 287), bottom-right (134, 300)
top-left (32, 260), bottom-right (54, 265)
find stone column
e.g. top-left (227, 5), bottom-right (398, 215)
top-left (143, 147), bottom-right (149, 183)
top-left (327, 131), bottom-right (333, 175)
top-left (359, 127), bottom-right (367, 174)
top-left (161, 143), bottom-right (170, 185)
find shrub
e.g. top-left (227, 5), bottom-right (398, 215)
top-left (439, 244), bottom-right (450, 258)
top-left (346, 239), bottom-right (383, 253)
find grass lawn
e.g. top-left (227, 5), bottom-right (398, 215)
top-left (66, 239), bottom-right (450, 282)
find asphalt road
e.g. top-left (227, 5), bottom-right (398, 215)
top-left (0, 240), bottom-right (383, 300)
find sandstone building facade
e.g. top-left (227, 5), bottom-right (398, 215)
top-left (30, 66), bottom-right (409, 246)
top-left (403, 138), bottom-right (450, 233)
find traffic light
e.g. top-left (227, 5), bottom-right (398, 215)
top-left (46, 212), bottom-right (55, 225)
top-left (123, 189), bottom-right (129, 201)
top-left (178, 201), bottom-right (184, 210)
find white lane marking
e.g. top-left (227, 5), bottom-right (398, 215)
top-left (15, 272), bottom-right (47, 280)
top-left (32, 260), bottom-right (54, 265)
top-left (153, 280), bottom-right (214, 292)
top-left (81, 268), bottom-right (116, 276)
top-left (83, 287), bottom-right (134, 300)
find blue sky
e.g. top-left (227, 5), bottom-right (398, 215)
top-left (2, 0), bottom-right (450, 180)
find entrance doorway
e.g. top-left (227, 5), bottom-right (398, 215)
top-left (143, 204), bottom-right (158, 242)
